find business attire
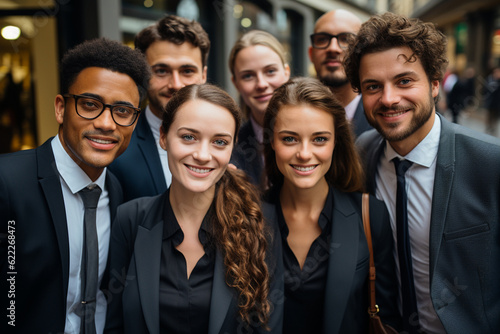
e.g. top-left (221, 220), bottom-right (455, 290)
top-left (231, 119), bottom-right (264, 186)
top-left (264, 186), bottom-right (400, 334)
top-left (105, 190), bottom-right (283, 334)
top-left (356, 113), bottom-right (500, 333)
top-left (0, 137), bottom-right (123, 334)
top-left (349, 96), bottom-right (373, 138)
top-left (109, 107), bottom-right (169, 202)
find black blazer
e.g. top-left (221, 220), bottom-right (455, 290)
top-left (0, 138), bottom-right (123, 334)
top-left (109, 113), bottom-right (167, 202)
top-left (264, 187), bottom-right (400, 333)
top-left (231, 120), bottom-right (264, 186)
top-left (351, 97), bottom-right (373, 138)
top-left (356, 114), bottom-right (500, 333)
top-left (105, 191), bottom-right (283, 334)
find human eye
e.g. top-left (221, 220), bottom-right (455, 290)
top-left (113, 105), bottom-right (135, 118)
top-left (240, 72), bottom-right (254, 81)
top-left (78, 97), bottom-right (101, 111)
top-left (213, 138), bottom-right (229, 147)
top-left (266, 67), bottom-right (277, 75)
top-left (363, 83), bottom-right (381, 92)
top-left (313, 136), bottom-right (328, 144)
top-left (282, 136), bottom-right (297, 144)
top-left (153, 67), bottom-right (169, 77)
top-left (398, 78), bottom-right (412, 86)
top-left (181, 134), bottom-right (195, 142)
top-left (181, 67), bottom-right (196, 76)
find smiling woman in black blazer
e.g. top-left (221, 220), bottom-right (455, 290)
top-left (104, 84), bottom-right (282, 334)
top-left (262, 77), bottom-right (401, 334)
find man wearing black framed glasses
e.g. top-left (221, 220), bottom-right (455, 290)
top-left (309, 9), bottom-right (372, 137)
top-left (0, 38), bottom-right (150, 334)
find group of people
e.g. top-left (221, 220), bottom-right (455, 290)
top-left (1, 8), bottom-right (499, 334)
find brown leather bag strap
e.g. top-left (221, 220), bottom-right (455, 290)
top-left (362, 193), bottom-right (379, 317)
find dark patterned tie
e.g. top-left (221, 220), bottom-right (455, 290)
top-left (393, 158), bottom-right (419, 333)
top-left (78, 185), bottom-right (102, 334)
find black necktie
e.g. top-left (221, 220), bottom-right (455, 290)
top-left (393, 158), bottom-right (419, 333)
top-left (78, 185), bottom-right (102, 334)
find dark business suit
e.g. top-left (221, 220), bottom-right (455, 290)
top-left (351, 97), bottom-right (372, 138)
top-left (265, 187), bottom-right (400, 333)
top-left (109, 113), bottom-right (167, 202)
top-left (356, 113), bottom-right (500, 333)
top-left (231, 120), bottom-right (264, 186)
top-left (0, 138), bottom-right (123, 334)
top-left (105, 191), bottom-right (283, 334)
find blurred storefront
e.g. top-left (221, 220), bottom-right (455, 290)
top-left (0, 0), bottom-right (373, 152)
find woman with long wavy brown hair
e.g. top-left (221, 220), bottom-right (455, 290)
top-left (105, 84), bottom-right (282, 334)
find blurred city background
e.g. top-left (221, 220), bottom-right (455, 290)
top-left (0, 0), bottom-right (499, 153)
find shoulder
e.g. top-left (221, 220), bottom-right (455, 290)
top-left (356, 129), bottom-right (383, 151)
top-left (117, 193), bottom-right (165, 220)
top-left (440, 116), bottom-right (500, 154)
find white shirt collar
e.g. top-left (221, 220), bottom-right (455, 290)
top-left (344, 94), bottom-right (362, 121)
top-left (385, 113), bottom-right (441, 168)
top-left (145, 105), bottom-right (162, 140)
top-left (51, 134), bottom-right (107, 193)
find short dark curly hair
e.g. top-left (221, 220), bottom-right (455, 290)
top-left (135, 14), bottom-right (210, 68)
top-left (60, 37), bottom-right (150, 102)
top-left (344, 12), bottom-right (448, 93)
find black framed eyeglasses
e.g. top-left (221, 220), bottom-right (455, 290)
top-left (310, 32), bottom-right (355, 50)
top-left (63, 94), bottom-right (141, 127)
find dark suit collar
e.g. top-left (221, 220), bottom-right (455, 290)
top-left (132, 191), bottom-right (233, 334)
top-left (323, 188), bottom-right (361, 334)
top-left (429, 113), bottom-right (455, 277)
top-left (36, 138), bottom-right (70, 299)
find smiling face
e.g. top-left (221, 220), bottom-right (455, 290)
top-left (55, 67), bottom-right (139, 181)
top-left (271, 104), bottom-right (335, 191)
top-left (309, 10), bottom-right (361, 88)
top-left (232, 45), bottom-right (290, 126)
top-left (146, 40), bottom-right (207, 118)
top-left (160, 99), bottom-right (236, 195)
top-left (359, 46), bottom-right (439, 155)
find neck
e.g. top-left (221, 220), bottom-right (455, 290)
top-left (280, 178), bottom-right (329, 212)
top-left (389, 111), bottom-right (436, 156)
top-left (328, 84), bottom-right (358, 108)
top-left (169, 181), bottom-right (215, 228)
top-left (148, 103), bottom-right (163, 119)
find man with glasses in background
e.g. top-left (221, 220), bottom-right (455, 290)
top-left (309, 9), bottom-right (372, 137)
top-left (0, 38), bottom-right (150, 334)
top-left (109, 15), bottom-right (210, 202)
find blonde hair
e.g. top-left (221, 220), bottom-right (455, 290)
top-left (229, 30), bottom-right (288, 76)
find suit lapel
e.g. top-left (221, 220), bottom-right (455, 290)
top-left (134, 214), bottom-right (163, 334)
top-left (37, 139), bottom-right (70, 299)
top-left (429, 115), bottom-right (455, 278)
top-left (136, 115), bottom-right (168, 192)
top-left (208, 251), bottom-right (233, 334)
top-left (323, 190), bottom-right (360, 334)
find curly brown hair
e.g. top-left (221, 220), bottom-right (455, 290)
top-left (161, 84), bottom-right (271, 328)
top-left (263, 77), bottom-right (365, 192)
top-left (135, 14), bottom-right (210, 68)
top-left (344, 12), bottom-right (448, 94)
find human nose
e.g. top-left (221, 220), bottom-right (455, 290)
top-left (326, 36), bottom-right (343, 53)
top-left (380, 85), bottom-right (402, 107)
top-left (256, 73), bottom-right (269, 90)
top-left (168, 71), bottom-right (183, 91)
top-left (296, 141), bottom-right (312, 161)
top-left (193, 141), bottom-right (212, 162)
top-left (93, 107), bottom-right (117, 131)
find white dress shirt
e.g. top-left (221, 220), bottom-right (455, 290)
top-left (375, 115), bottom-right (447, 334)
top-left (344, 94), bottom-right (362, 121)
top-left (51, 135), bottom-right (110, 334)
top-left (145, 105), bottom-right (172, 187)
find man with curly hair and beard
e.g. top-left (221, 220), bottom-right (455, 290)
top-left (346, 12), bottom-right (500, 334)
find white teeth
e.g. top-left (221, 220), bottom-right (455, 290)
top-left (293, 165), bottom-right (315, 172)
top-left (90, 138), bottom-right (113, 144)
top-left (188, 166), bottom-right (211, 173)
top-left (385, 110), bottom-right (407, 117)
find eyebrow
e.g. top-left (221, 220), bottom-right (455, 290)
top-left (238, 63), bottom-right (280, 73)
top-left (79, 93), bottom-right (135, 107)
top-left (361, 71), bottom-right (417, 86)
top-left (152, 63), bottom-right (199, 70)
top-left (278, 130), bottom-right (332, 136)
top-left (178, 127), bottom-right (233, 138)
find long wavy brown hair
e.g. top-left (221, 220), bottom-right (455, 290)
top-left (161, 84), bottom-right (271, 328)
top-left (263, 77), bottom-right (365, 192)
